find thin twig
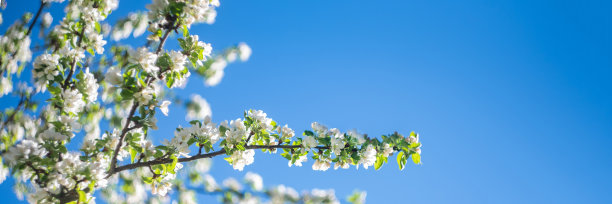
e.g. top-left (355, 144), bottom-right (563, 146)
top-left (110, 144), bottom-right (330, 175)
top-left (62, 22), bottom-right (87, 89)
top-left (108, 27), bottom-right (174, 174)
top-left (0, 2), bottom-right (47, 76)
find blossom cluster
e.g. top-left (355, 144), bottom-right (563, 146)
top-left (0, 0), bottom-right (421, 203)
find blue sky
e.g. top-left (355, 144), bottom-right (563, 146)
top-left (1, 0), bottom-right (612, 203)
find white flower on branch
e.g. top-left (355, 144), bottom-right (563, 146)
top-left (358, 145), bottom-right (377, 170)
top-left (82, 68), bottom-right (99, 102)
top-left (59, 46), bottom-right (85, 62)
top-left (312, 157), bottom-right (331, 171)
top-left (104, 66), bottom-right (123, 85)
top-left (58, 115), bottom-right (81, 132)
top-left (334, 161), bottom-right (350, 170)
top-left (129, 47), bottom-right (159, 75)
top-left (40, 128), bottom-right (70, 141)
top-left (134, 85), bottom-right (156, 105)
top-left (152, 181), bottom-right (172, 196)
top-left (204, 58), bottom-right (227, 87)
top-left (279, 124), bottom-right (295, 139)
top-left (42, 12), bottom-right (53, 28)
top-left (302, 136), bottom-right (318, 150)
top-left (0, 166), bottom-right (8, 184)
top-left (4, 140), bottom-right (46, 166)
top-left (61, 88), bottom-right (85, 114)
top-left (311, 122), bottom-right (328, 136)
top-left (382, 143), bottom-right (394, 157)
top-left (408, 133), bottom-right (420, 144)
top-left (224, 118), bottom-right (248, 147)
top-left (238, 42), bottom-right (252, 61)
top-left (223, 177), bottom-right (243, 191)
top-left (168, 50), bottom-right (187, 72)
top-left (193, 158), bottom-right (212, 174)
top-left (186, 94), bottom-right (212, 120)
top-left (32, 53), bottom-right (60, 89)
top-left (90, 32), bottom-right (107, 54)
top-left (330, 128), bottom-right (346, 156)
top-left (289, 154), bottom-right (308, 167)
top-left (159, 100), bottom-right (171, 116)
top-left (82, 6), bottom-right (105, 23)
top-left (247, 109), bottom-right (274, 131)
top-left (244, 172), bottom-right (263, 191)
top-left (0, 77), bottom-right (12, 96)
top-left (229, 149), bottom-right (255, 171)
top-left (203, 174), bottom-right (219, 192)
top-left (179, 190), bottom-right (197, 204)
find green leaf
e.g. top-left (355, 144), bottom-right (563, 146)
top-left (142, 176), bottom-right (153, 184)
top-left (129, 148), bottom-right (137, 163)
top-left (303, 130), bottom-right (314, 136)
top-left (78, 190), bottom-right (87, 203)
top-left (411, 153), bottom-right (421, 164)
top-left (48, 85), bottom-right (61, 95)
top-left (397, 151), bottom-right (406, 170)
top-left (374, 155), bottom-right (383, 170)
top-left (168, 156), bottom-right (178, 174)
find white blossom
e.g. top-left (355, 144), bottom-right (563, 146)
top-left (179, 190), bottom-right (197, 204)
top-left (42, 12), bottom-right (53, 27)
top-left (58, 115), bottom-right (81, 132)
top-left (223, 177), bottom-right (242, 191)
top-left (0, 77), bottom-right (12, 96)
top-left (288, 154), bottom-right (308, 167)
top-left (244, 172), bottom-right (263, 191)
top-left (247, 109), bottom-right (274, 131)
top-left (32, 53), bottom-right (60, 88)
top-left (0, 166), bottom-right (8, 184)
top-left (224, 118), bottom-right (248, 146)
top-left (311, 122), bottom-right (328, 136)
top-left (279, 124), bottom-right (295, 139)
top-left (59, 46), bottom-right (85, 61)
top-left (186, 94), bottom-right (212, 120)
top-left (62, 88), bottom-right (85, 114)
top-left (312, 157), bottom-right (331, 171)
top-left (204, 58), bottom-right (227, 86)
top-left (358, 145), bottom-right (377, 169)
top-left (238, 42), bottom-right (252, 61)
top-left (229, 149), bottom-right (255, 171)
top-left (203, 174), bottom-right (219, 192)
top-left (159, 100), bottom-right (171, 116)
top-left (302, 136), bottom-right (317, 150)
top-left (408, 133), bottom-right (419, 144)
top-left (152, 181), bottom-right (172, 196)
top-left (40, 128), bottom-right (70, 141)
top-left (4, 140), bottom-right (46, 166)
top-left (348, 130), bottom-right (366, 145)
top-left (168, 50), bottom-right (187, 72)
top-left (382, 143), bottom-right (394, 157)
top-left (193, 158), bottom-right (212, 173)
top-left (104, 66), bottom-right (123, 85)
top-left (90, 33), bottom-right (106, 54)
top-left (82, 68), bottom-right (99, 102)
top-left (134, 85), bottom-right (155, 105)
top-left (129, 47), bottom-right (158, 74)
top-left (82, 6), bottom-right (105, 23)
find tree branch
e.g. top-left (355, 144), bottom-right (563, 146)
top-left (62, 21), bottom-right (87, 89)
top-left (110, 144), bottom-right (330, 175)
top-left (26, 2), bottom-right (47, 37)
top-left (1, 2), bottom-right (47, 76)
top-left (108, 27), bottom-right (174, 174)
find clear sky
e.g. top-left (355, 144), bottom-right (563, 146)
top-left (1, 0), bottom-right (611, 203)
